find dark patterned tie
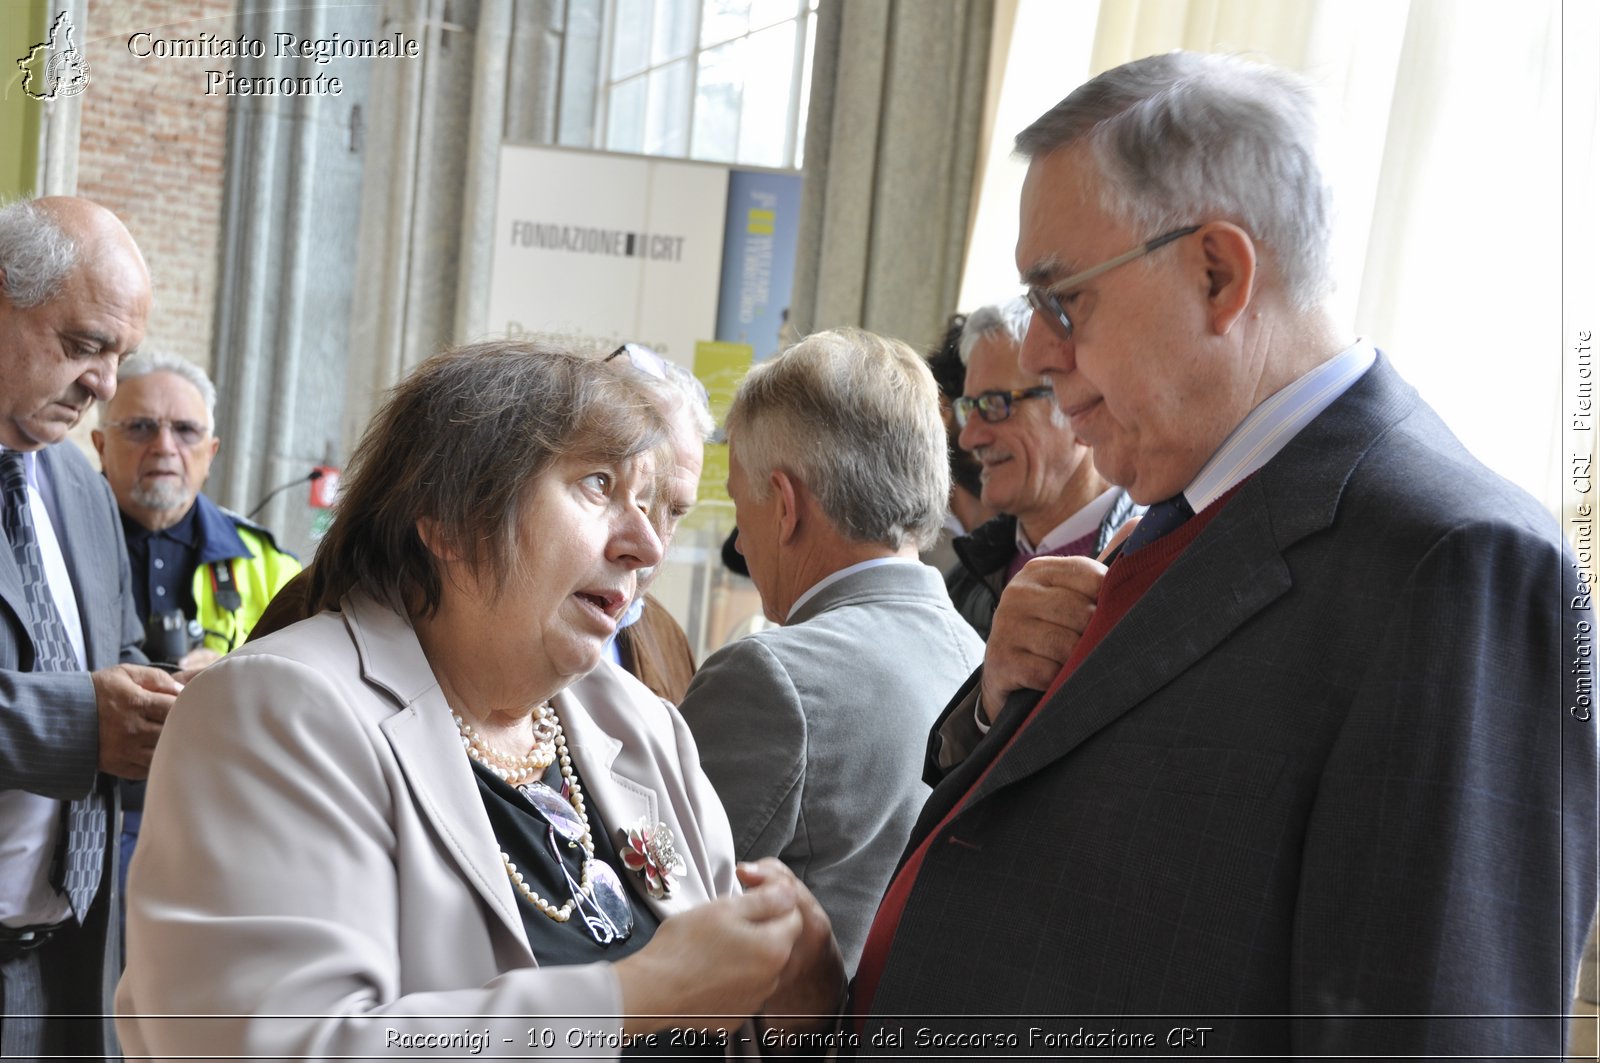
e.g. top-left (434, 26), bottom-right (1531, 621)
top-left (0, 449), bottom-right (105, 921)
top-left (1120, 493), bottom-right (1195, 556)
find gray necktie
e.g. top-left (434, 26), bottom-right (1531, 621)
top-left (0, 449), bottom-right (106, 921)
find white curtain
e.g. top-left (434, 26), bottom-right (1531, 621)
top-left (959, 0), bottom-right (1583, 517)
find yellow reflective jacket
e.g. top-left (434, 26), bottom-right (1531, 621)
top-left (188, 494), bottom-right (303, 655)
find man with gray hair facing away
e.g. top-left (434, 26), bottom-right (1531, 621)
top-left (678, 328), bottom-right (984, 973)
top-left (853, 52), bottom-right (1595, 1056)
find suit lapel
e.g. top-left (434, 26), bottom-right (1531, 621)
top-left (39, 446), bottom-right (120, 665)
top-left (0, 517), bottom-right (26, 643)
top-left (0, 446), bottom-right (113, 665)
top-left (968, 481), bottom-right (1293, 803)
top-left (555, 674), bottom-right (702, 922)
top-left (343, 594), bottom-right (534, 960)
top-left (954, 356), bottom-right (1419, 811)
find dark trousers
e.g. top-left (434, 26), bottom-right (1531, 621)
top-left (0, 859), bottom-right (120, 1062)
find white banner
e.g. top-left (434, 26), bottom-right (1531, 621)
top-left (488, 146), bottom-right (729, 366)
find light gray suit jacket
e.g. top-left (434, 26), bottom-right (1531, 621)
top-left (679, 561), bottom-right (983, 972)
top-left (1, 442), bottom-right (145, 1053)
top-left (117, 591), bottom-right (742, 1061)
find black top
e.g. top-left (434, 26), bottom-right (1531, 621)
top-left (470, 761), bottom-right (724, 1059)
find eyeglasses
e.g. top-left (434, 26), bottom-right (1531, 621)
top-left (606, 343), bottom-right (711, 409)
top-left (105, 417), bottom-right (209, 447)
top-left (952, 385), bottom-right (1055, 428)
top-left (517, 781), bottom-right (634, 945)
top-left (1024, 225), bottom-right (1201, 343)
top-left (606, 342), bottom-right (669, 379)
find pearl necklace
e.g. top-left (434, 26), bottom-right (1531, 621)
top-left (458, 704), bottom-right (596, 924)
top-left (452, 705), bottom-right (556, 786)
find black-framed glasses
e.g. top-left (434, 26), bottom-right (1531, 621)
top-left (952, 385), bottom-right (1055, 428)
top-left (105, 417), bottom-right (209, 447)
top-left (1024, 225), bottom-right (1202, 343)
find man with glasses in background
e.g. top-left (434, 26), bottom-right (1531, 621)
top-left (944, 297), bottom-right (1137, 639)
top-left (92, 353), bottom-right (300, 672)
top-left (853, 52), bottom-right (1596, 1056)
top-left (91, 352), bottom-right (300, 937)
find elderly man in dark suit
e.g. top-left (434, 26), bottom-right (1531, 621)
top-left (853, 52), bottom-right (1597, 1056)
top-left (0, 197), bottom-right (179, 1058)
top-left (679, 328), bottom-right (984, 973)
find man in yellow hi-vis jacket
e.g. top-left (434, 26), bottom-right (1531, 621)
top-left (91, 350), bottom-right (300, 924)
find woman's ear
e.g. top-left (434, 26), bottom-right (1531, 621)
top-left (415, 517), bottom-right (458, 562)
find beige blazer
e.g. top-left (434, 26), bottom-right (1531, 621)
top-left (116, 591), bottom-right (741, 1061)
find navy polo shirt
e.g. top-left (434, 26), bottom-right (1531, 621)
top-left (122, 503), bottom-right (201, 622)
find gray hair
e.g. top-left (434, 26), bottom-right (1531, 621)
top-left (0, 199), bottom-right (78, 308)
top-left (100, 352), bottom-right (219, 433)
top-left (959, 298), bottom-right (1033, 364)
top-left (1015, 51), bottom-right (1333, 310)
top-left (648, 361), bottom-right (715, 442)
top-left (726, 327), bottom-right (948, 551)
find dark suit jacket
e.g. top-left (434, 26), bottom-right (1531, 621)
top-left (0, 442), bottom-right (145, 1054)
top-left (865, 357), bottom-right (1598, 1056)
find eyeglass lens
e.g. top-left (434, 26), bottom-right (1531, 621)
top-left (118, 418), bottom-right (206, 446)
top-left (518, 782), bottom-right (635, 945)
top-left (954, 387), bottom-right (1051, 427)
top-left (607, 343), bottom-right (669, 381)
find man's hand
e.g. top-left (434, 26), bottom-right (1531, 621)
top-left (977, 518), bottom-right (1142, 723)
top-left (979, 556), bottom-right (1106, 722)
top-left (614, 870), bottom-right (803, 1036)
top-left (738, 859), bottom-right (846, 1041)
top-left (92, 664), bottom-right (182, 779)
top-left (177, 646), bottom-right (221, 673)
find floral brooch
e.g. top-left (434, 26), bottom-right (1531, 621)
top-left (619, 819), bottom-right (685, 899)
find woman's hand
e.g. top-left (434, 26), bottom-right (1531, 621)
top-left (614, 870), bottom-right (803, 1036)
top-left (738, 859), bottom-right (847, 1042)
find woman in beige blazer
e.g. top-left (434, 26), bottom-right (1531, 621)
top-left (115, 342), bottom-right (841, 1060)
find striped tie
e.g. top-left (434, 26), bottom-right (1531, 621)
top-left (0, 450), bottom-right (106, 921)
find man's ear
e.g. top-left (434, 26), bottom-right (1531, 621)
top-left (1198, 222), bottom-right (1257, 335)
top-left (771, 469), bottom-right (802, 547)
top-left (90, 429), bottom-right (105, 462)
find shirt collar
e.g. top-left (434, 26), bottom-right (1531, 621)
top-left (159, 499), bottom-right (201, 548)
top-left (785, 556), bottom-right (920, 623)
top-left (0, 445), bottom-right (41, 491)
top-left (1182, 340), bottom-right (1377, 513)
top-left (1014, 485), bottom-right (1122, 556)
